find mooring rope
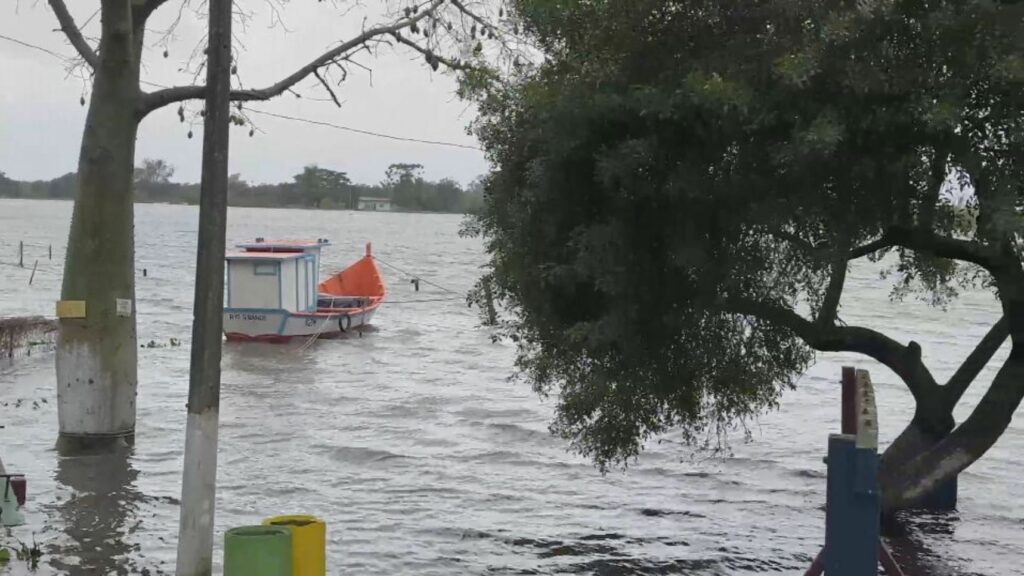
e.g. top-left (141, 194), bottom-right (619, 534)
top-left (372, 255), bottom-right (464, 296)
top-left (297, 312), bottom-right (338, 352)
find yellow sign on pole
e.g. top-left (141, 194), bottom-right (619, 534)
top-left (55, 300), bottom-right (87, 319)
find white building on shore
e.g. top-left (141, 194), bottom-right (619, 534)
top-left (357, 196), bottom-right (392, 211)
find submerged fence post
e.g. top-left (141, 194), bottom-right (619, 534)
top-left (18, 241), bottom-right (23, 268)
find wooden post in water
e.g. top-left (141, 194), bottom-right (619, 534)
top-left (175, 0), bottom-right (232, 573)
top-left (805, 367), bottom-right (905, 576)
top-left (841, 366), bottom-right (856, 435)
top-left (18, 241), bottom-right (23, 268)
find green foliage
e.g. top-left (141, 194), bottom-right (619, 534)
top-left (134, 159), bottom-right (175, 186)
top-left (380, 163), bottom-right (483, 212)
top-left (2, 161), bottom-right (484, 214)
top-left (467, 0), bottom-right (1024, 468)
top-left (294, 165), bottom-right (353, 208)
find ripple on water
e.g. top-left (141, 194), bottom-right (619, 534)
top-left (1, 200), bottom-right (1022, 575)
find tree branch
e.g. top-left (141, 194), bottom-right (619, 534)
top-left (891, 227), bottom-right (994, 267)
top-left (391, 32), bottom-right (474, 72)
top-left (47, 0), bottom-right (98, 68)
top-left (817, 258), bottom-right (847, 327)
top-left (769, 229), bottom-right (820, 254)
top-left (450, 0), bottom-right (490, 30)
top-left (139, 0), bottom-right (447, 116)
top-left (845, 225), bottom-right (1001, 271)
top-left (313, 69), bottom-right (342, 108)
top-left (724, 297), bottom-right (939, 399)
top-left (918, 147), bottom-right (947, 230)
top-left (134, 0), bottom-right (174, 27)
top-left (846, 235), bottom-right (893, 260)
top-left (883, 344), bottom-right (1024, 511)
top-left (944, 315), bottom-right (1010, 410)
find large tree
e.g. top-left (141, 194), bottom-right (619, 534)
top-left (293, 165), bottom-right (352, 208)
top-left (467, 0), bottom-right (1024, 512)
top-left (43, 0), bottom-right (503, 444)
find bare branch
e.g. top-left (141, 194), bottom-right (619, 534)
top-left (391, 32), bottom-right (473, 72)
top-left (944, 315), bottom-right (1010, 409)
top-left (141, 0), bottom-right (175, 17)
top-left (313, 69), bottom-right (342, 108)
top-left (47, 0), bottom-right (98, 68)
top-left (450, 0), bottom-right (490, 30)
top-left (139, 0), bottom-right (448, 116)
top-left (134, 0), bottom-right (176, 28)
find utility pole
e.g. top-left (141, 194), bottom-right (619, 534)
top-left (175, 0), bottom-right (232, 573)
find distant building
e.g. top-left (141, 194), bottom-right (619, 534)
top-left (357, 197), bottom-right (392, 211)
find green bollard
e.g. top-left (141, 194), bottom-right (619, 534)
top-left (224, 525), bottom-right (293, 576)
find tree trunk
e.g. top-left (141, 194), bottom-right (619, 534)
top-left (56, 0), bottom-right (142, 448)
top-left (878, 421), bottom-right (947, 513)
top-left (879, 339), bottom-right (1024, 512)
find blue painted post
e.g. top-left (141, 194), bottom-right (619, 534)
top-left (824, 435), bottom-right (880, 575)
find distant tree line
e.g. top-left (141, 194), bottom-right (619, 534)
top-left (0, 161), bottom-right (484, 214)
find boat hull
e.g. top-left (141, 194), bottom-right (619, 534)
top-left (223, 307), bottom-right (378, 343)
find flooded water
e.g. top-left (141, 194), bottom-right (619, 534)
top-left (0, 198), bottom-right (1021, 575)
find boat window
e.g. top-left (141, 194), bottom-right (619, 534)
top-left (254, 262), bottom-right (278, 276)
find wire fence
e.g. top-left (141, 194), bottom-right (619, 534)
top-left (0, 241), bottom-right (63, 284)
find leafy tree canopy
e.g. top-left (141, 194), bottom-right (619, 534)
top-left (467, 0), bottom-right (1024, 483)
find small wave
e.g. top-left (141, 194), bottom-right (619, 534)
top-left (640, 508), bottom-right (707, 519)
top-left (325, 445), bottom-right (409, 464)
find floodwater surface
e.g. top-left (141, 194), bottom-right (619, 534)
top-left (0, 199), bottom-right (1021, 575)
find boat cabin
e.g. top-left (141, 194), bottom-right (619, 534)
top-left (225, 239), bottom-right (328, 313)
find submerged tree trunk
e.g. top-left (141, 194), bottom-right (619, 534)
top-left (56, 1), bottom-right (142, 448)
top-left (878, 421), bottom-right (949, 513)
top-left (874, 296), bottom-right (1024, 512)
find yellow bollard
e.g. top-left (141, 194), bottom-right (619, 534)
top-left (262, 515), bottom-right (326, 576)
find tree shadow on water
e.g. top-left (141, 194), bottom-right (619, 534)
top-left (883, 511), bottom-right (986, 576)
top-left (47, 445), bottom-right (145, 576)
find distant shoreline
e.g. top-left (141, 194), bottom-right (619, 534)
top-left (0, 196), bottom-right (473, 216)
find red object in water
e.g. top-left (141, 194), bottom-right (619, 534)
top-left (841, 366), bottom-right (857, 435)
top-left (9, 475), bottom-right (26, 506)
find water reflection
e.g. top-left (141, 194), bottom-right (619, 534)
top-left (50, 445), bottom-right (142, 576)
top-left (886, 511), bottom-right (972, 576)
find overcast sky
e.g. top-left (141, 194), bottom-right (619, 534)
top-left (0, 1), bottom-right (489, 187)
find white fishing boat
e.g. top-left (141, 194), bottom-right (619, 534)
top-left (222, 239), bottom-right (385, 343)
